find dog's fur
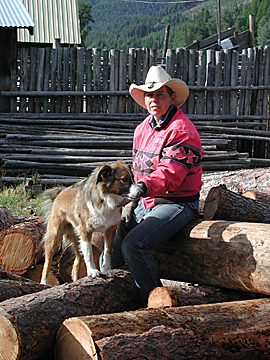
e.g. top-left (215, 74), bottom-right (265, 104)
top-left (40, 161), bottom-right (143, 285)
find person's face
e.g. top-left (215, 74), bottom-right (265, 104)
top-left (144, 86), bottom-right (176, 122)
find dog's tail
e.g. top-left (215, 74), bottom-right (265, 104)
top-left (41, 187), bottom-right (64, 222)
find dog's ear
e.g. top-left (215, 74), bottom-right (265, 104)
top-left (96, 164), bottom-right (113, 185)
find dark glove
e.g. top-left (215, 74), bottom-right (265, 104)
top-left (118, 200), bottom-right (138, 239)
top-left (136, 182), bottom-right (147, 197)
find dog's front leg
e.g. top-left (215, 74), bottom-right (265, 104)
top-left (100, 225), bottom-right (117, 278)
top-left (79, 233), bottom-right (100, 278)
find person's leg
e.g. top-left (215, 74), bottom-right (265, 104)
top-left (120, 203), bottom-right (196, 306)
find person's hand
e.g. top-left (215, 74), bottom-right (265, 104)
top-left (118, 201), bottom-right (138, 238)
top-left (136, 182), bottom-right (147, 197)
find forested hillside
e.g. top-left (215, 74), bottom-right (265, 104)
top-left (84, 0), bottom-right (270, 51)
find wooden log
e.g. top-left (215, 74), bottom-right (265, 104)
top-left (203, 184), bottom-right (270, 222)
top-left (0, 278), bottom-right (51, 302)
top-left (23, 264), bottom-right (59, 286)
top-left (0, 205), bottom-right (15, 232)
top-left (0, 270), bottom-right (141, 360)
top-left (152, 219), bottom-right (270, 294)
top-left (200, 166), bottom-right (270, 203)
top-left (0, 215), bottom-right (46, 274)
top-left (148, 280), bottom-right (266, 308)
top-left (58, 232), bottom-right (104, 282)
top-left (55, 298), bottom-right (270, 360)
top-left (242, 189), bottom-right (270, 203)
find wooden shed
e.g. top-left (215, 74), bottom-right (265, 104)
top-left (0, 0), bottom-right (34, 112)
top-left (17, 0), bottom-right (81, 47)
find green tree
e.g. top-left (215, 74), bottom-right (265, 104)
top-left (78, 0), bottom-right (95, 46)
top-left (257, 6), bottom-right (270, 45)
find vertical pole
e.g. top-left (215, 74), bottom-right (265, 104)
top-left (249, 14), bottom-right (255, 48)
top-left (162, 25), bottom-right (170, 62)
top-left (217, 0), bottom-right (221, 48)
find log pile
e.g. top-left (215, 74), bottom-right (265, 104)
top-left (0, 168), bottom-right (270, 359)
top-left (0, 113), bottom-right (263, 181)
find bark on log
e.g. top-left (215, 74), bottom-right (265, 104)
top-left (0, 268), bottom-right (39, 281)
top-left (152, 219), bottom-right (270, 294)
top-left (203, 184), bottom-right (270, 222)
top-left (148, 280), bottom-right (266, 308)
top-left (0, 215), bottom-right (46, 274)
top-left (0, 270), bottom-right (141, 360)
top-left (200, 167), bottom-right (270, 204)
top-left (0, 279), bottom-right (51, 302)
top-left (58, 232), bottom-right (104, 282)
top-left (55, 298), bottom-right (270, 360)
top-left (0, 205), bottom-right (15, 231)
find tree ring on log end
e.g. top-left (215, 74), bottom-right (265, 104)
top-left (0, 311), bottom-right (20, 360)
top-left (55, 317), bottom-right (97, 360)
top-left (0, 228), bottom-right (37, 274)
top-left (203, 187), bottom-right (221, 220)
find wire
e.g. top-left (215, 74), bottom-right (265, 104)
top-left (123, 0), bottom-right (204, 3)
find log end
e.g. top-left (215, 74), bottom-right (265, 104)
top-left (23, 264), bottom-right (59, 286)
top-left (203, 187), bottom-right (221, 220)
top-left (241, 190), bottom-right (257, 200)
top-left (55, 317), bottom-right (97, 360)
top-left (0, 310), bottom-right (20, 360)
top-left (148, 287), bottom-right (178, 308)
top-left (0, 228), bottom-right (37, 274)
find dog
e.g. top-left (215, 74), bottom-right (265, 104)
top-left (40, 161), bottom-right (143, 285)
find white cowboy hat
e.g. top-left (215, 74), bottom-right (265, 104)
top-left (129, 65), bottom-right (189, 109)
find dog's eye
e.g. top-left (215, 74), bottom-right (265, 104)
top-left (120, 177), bottom-right (129, 183)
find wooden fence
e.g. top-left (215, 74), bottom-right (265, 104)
top-left (0, 45), bottom-right (270, 181)
top-left (2, 46), bottom-right (269, 117)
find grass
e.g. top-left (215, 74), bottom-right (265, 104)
top-left (0, 184), bottom-right (45, 218)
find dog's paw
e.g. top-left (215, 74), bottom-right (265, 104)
top-left (87, 268), bottom-right (101, 278)
top-left (100, 268), bottom-right (115, 278)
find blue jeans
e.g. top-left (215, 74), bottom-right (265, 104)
top-left (111, 200), bottom-right (198, 307)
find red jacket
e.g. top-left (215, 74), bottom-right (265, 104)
top-left (132, 107), bottom-right (203, 209)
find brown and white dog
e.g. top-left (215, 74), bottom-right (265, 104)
top-left (40, 161), bottom-right (143, 285)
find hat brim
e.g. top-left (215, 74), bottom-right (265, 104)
top-left (129, 79), bottom-right (189, 109)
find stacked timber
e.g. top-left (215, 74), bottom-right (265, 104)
top-left (0, 113), bottom-right (265, 181)
top-left (1, 172), bottom-right (270, 358)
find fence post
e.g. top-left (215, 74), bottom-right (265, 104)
top-left (166, 48), bottom-right (176, 77)
top-left (93, 48), bottom-right (102, 113)
top-left (206, 50), bottom-right (215, 114)
top-left (188, 50), bottom-right (196, 114)
top-left (118, 50), bottom-right (127, 113)
top-left (76, 47), bottom-right (84, 113)
top-left (102, 49), bottom-right (109, 113)
top-left (197, 50), bottom-right (206, 114)
top-left (127, 48), bottom-right (135, 113)
top-left (214, 50), bottom-right (222, 115)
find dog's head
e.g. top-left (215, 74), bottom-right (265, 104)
top-left (95, 161), bottom-right (143, 203)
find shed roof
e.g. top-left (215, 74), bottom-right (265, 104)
top-left (0, 0), bottom-right (35, 32)
top-left (18, 0), bottom-right (81, 45)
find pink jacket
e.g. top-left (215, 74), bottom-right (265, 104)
top-left (132, 107), bottom-right (203, 209)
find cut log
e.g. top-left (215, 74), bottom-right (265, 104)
top-left (148, 280), bottom-right (267, 308)
top-left (0, 268), bottom-right (37, 281)
top-left (0, 270), bottom-right (141, 360)
top-left (152, 219), bottom-right (270, 294)
top-left (23, 264), bottom-right (59, 285)
top-left (58, 232), bottom-right (104, 282)
top-left (203, 184), bottom-right (270, 222)
top-left (200, 167), bottom-right (270, 204)
top-left (0, 205), bottom-right (15, 231)
top-left (242, 189), bottom-right (270, 203)
top-left (55, 298), bottom-right (270, 360)
top-left (0, 278), bottom-right (50, 302)
top-left (0, 215), bottom-right (46, 274)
